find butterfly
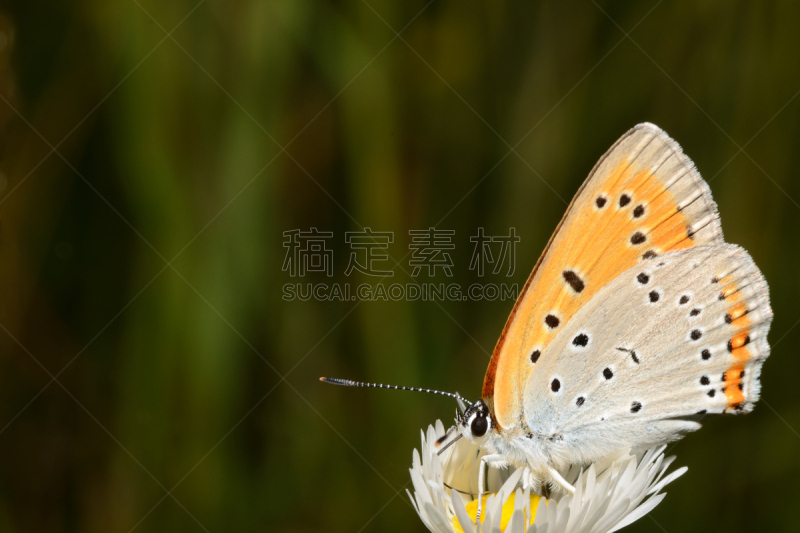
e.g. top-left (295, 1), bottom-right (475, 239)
top-left (324, 123), bottom-right (772, 512)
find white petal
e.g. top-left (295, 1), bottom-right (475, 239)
top-left (551, 506), bottom-right (570, 533)
top-left (407, 488), bottom-right (421, 515)
top-left (533, 496), bottom-right (549, 529)
top-left (591, 497), bottom-right (630, 533)
top-left (506, 509), bottom-right (527, 533)
top-left (423, 500), bottom-right (456, 533)
top-left (648, 466), bottom-right (687, 497)
top-left (453, 492), bottom-right (476, 533)
top-left (607, 493), bottom-right (666, 533)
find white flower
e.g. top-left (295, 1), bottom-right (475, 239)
top-left (408, 420), bottom-right (687, 533)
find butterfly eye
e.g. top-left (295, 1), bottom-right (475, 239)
top-left (470, 415), bottom-right (488, 437)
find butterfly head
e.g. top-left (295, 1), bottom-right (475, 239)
top-left (459, 399), bottom-right (493, 442)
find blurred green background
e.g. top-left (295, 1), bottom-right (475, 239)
top-left (1, 0), bottom-right (799, 531)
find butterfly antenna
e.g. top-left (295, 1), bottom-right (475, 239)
top-left (320, 377), bottom-right (468, 404)
top-left (436, 433), bottom-right (463, 455)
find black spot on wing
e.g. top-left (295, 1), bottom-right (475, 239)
top-left (562, 270), bottom-right (585, 293)
top-left (617, 346), bottom-right (640, 364)
top-left (545, 314), bottom-right (560, 329)
top-left (572, 333), bottom-right (589, 347)
top-left (631, 232), bottom-right (647, 245)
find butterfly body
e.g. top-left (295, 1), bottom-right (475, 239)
top-left (455, 123), bottom-right (772, 495)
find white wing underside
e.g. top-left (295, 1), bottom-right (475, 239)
top-left (521, 244), bottom-right (772, 468)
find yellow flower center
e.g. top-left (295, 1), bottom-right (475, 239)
top-left (451, 492), bottom-right (542, 532)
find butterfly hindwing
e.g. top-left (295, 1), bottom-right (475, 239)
top-left (484, 123), bottom-right (724, 430)
top-left (522, 244), bottom-right (772, 466)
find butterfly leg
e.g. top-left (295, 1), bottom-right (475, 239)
top-left (476, 453), bottom-right (505, 525)
top-left (546, 465), bottom-right (575, 494)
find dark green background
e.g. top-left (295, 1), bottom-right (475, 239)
top-left (1, 1), bottom-right (798, 531)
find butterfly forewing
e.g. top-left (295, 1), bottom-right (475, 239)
top-left (484, 123), bottom-right (724, 430)
top-left (521, 244), bottom-right (772, 463)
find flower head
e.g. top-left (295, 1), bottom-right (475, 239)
top-left (409, 420), bottom-right (687, 533)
